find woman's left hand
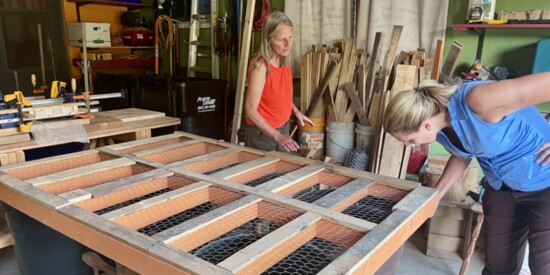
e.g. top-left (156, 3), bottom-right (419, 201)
top-left (535, 142), bottom-right (550, 166)
top-left (295, 111), bottom-right (315, 127)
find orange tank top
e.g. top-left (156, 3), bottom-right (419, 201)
top-left (246, 63), bottom-right (293, 128)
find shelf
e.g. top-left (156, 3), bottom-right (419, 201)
top-left (68, 0), bottom-right (152, 22)
top-left (452, 23), bottom-right (550, 31)
top-left (67, 0), bottom-right (151, 10)
top-left (451, 23), bottom-right (550, 60)
top-left (72, 57), bottom-right (157, 69)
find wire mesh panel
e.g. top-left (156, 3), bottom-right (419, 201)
top-left (183, 151), bottom-right (263, 175)
top-left (341, 184), bottom-right (410, 224)
top-left (38, 164), bottom-right (153, 195)
top-left (112, 186), bottom-right (245, 237)
top-left (166, 201), bottom-right (303, 264)
top-left (225, 161), bottom-right (302, 187)
top-left (4, 152), bottom-right (117, 180)
top-left (140, 142), bottom-right (226, 164)
top-left (235, 217), bottom-right (366, 274)
top-left (75, 175), bottom-right (196, 214)
top-left (119, 136), bottom-right (191, 154)
top-left (0, 133), bottom-right (438, 274)
top-left (277, 171), bottom-right (353, 203)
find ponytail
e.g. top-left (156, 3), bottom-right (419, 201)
top-left (383, 80), bottom-right (459, 134)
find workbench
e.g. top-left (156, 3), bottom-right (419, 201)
top-left (0, 108), bottom-right (181, 166)
top-left (0, 132), bottom-right (437, 274)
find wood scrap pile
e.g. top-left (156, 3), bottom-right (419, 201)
top-left (298, 25), bottom-right (440, 179)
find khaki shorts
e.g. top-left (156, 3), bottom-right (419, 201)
top-left (243, 122), bottom-right (289, 152)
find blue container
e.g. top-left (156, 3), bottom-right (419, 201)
top-left (533, 39), bottom-right (550, 73)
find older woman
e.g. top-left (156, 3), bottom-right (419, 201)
top-left (244, 11), bottom-right (313, 152)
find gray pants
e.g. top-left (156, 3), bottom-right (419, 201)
top-left (243, 122), bottom-right (289, 152)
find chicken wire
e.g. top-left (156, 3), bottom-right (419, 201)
top-left (38, 164), bottom-right (153, 195)
top-left (279, 171), bottom-right (353, 202)
top-left (341, 184), bottom-right (410, 224)
top-left (76, 175), bottom-right (196, 213)
top-left (4, 152), bottom-right (117, 180)
top-left (112, 186), bottom-right (245, 232)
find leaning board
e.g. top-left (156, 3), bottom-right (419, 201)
top-left (0, 131), bottom-right (437, 274)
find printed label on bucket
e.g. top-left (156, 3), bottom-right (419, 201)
top-left (299, 133), bottom-right (324, 150)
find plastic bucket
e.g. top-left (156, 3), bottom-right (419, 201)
top-left (297, 118), bottom-right (325, 160)
top-left (355, 123), bottom-right (374, 154)
top-left (326, 121), bottom-right (355, 163)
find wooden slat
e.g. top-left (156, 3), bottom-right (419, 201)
top-left (218, 212), bottom-right (321, 273)
top-left (300, 53), bottom-right (312, 112)
top-left (381, 25), bottom-right (403, 76)
top-left (231, 0), bottom-right (256, 143)
top-left (102, 181), bottom-right (210, 221)
top-left (312, 178), bottom-right (374, 210)
top-left (133, 139), bottom-right (204, 157)
top-left (163, 147), bottom-right (240, 170)
top-left (85, 169), bottom-right (175, 197)
top-left (27, 157), bottom-right (136, 186)
top-left (439, 41), bottom-right (464, 82)
top-left (257, 164), bottom-right (325, 192)
top-left (364, 32), bottom-right (383, 114)
top-left (152, 195), bottom-right (261, 246)
top-left (305, 58), bottom-right (340, 117)
top-left (432, 39), bottom-right (444, 80)
top-left (343, 82), bottom-right (368, 125)
top-left (211, 156), bottom-right (280, 179)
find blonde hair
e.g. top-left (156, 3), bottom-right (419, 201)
top-left (251, 11), bottom-right (293, 70)
top-left (383, 80), bottom-right (459, 134)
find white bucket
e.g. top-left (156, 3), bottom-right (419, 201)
top-left (355, 123), bottom-right (374, 154)
top-left (326, 121), bottom-right (355, 164)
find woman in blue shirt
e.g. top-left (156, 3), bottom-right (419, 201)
top-left (383, 72), bottom-right (550, 274)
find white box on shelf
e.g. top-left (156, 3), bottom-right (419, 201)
top-left (67, 22), bottom-right (111, 47)
top-left (467, 0), bottom-right (496, 20)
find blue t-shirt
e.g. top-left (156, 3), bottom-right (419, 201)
top-left (436, 81), bottom-right (550, 191)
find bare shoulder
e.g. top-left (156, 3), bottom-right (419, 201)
top-left (466, 72), bottom-right (550, 122)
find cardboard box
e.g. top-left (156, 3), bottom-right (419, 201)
top-left (426, 204), bottom-right (473, 261)
top-left (68, 22), bottom-right (111, 47)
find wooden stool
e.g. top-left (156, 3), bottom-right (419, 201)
top-left (460, 203), bottom-right (484, 275)
top-left (82, 251), bottom-right (139, 275)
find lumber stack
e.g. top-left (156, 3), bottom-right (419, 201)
top-left (299, 25), bottom-right (437, 179)
top-left (0, 131), bottom-right (437, 274)
top-left (299, 38), bottom-right (368, 125)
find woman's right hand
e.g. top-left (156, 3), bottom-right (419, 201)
top-left (274, 133), bottom-right (300, 152)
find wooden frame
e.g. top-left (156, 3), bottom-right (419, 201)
top-left (0, 131), bottom-right (436, 274)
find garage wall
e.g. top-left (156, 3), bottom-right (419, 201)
top-left (444, 0), bottom-right (550, 77)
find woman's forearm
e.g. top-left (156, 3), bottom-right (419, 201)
top-left (435, 155), bottom-right (472, 201)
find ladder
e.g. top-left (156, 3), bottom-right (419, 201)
top-left (187, 0), bottom-right (220, 78)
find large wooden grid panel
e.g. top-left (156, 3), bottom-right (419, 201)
top-left (0, 131), bottom-right (436, 274)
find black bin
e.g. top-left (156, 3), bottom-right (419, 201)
top-left (93, 73), bottom-right (133, 111)
top-left (172, 77), bottom-right (227, 140)
top-left (133, 75), bottom-right (177, 136)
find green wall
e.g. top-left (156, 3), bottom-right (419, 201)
top-left (434, 0), bottom-right (550, 157)
top-left (445, 0), bottom-right (550, 76)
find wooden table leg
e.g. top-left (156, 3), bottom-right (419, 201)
top-left (460, 210), bottom-right (484, 275)
top-left (0, 208), bottom-right (13, 249)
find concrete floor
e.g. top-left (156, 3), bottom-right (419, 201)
top-left (0, 231), bottom-right (531, 275)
